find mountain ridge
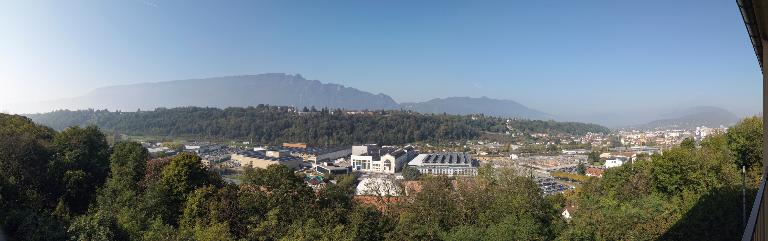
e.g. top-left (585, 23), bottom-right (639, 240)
top-left (26, 73), bottom-right (400, 112)
top-left (21, 74), bottom-right (740, 127)
top-left (401, 96), bottom-right (552, 120)
top-left (21, 73), bottom-right (552, 120)
top-left (627, 106), bottom-right (739, 130)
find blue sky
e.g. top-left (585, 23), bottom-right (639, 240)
top-left (0, 0), bottom-right (761, 124)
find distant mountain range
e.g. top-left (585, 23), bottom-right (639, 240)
top-left (26, 74), bottom-right (399, 112)
top-left (628, 106), bottom-right (740, 130)
top-left (401, 97), bottom-right (552, 120)
top-left (18, 74), bottom-right (743, 127)
top-left (22, 73), bottom-right (551, 120)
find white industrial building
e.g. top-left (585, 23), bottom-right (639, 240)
top-left (351, 145), bottom-right (417, 174)
top-left (407, 153), bottom-right (478, 176)
top-left (604, 158), bottom-right (625, 168)
top-left (231, 150), bottom-right (303, 170)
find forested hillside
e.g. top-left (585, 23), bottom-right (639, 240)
top-left (26, 106), bottom-right (609, 145)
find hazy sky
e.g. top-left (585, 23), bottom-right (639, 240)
top-left (0, 0), bottom-right (762, 121)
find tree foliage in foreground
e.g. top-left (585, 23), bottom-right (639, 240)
top-left (561, 116), bottom-right (763, 241)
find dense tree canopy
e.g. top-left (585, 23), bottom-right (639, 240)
top-left (50, 126), bottom-right (111, 215)
top-left (0, 114), bottom-right (65, 240)
top-left (562, 117), bottom-right (764, 241)
top-left (727, 116), bottom-right (764, 184)
top-left (402, 165), bottom-right (422, 181)
top-left (26, 107), bottom-right (609, 145)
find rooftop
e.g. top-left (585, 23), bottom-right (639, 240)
top-left (236, 150), bottom-right (301, 162)
top-left (282, 146), bottom-right (350, 155)
top-left (408, 153), bottom-right (473, 166)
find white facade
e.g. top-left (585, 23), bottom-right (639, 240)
top-left (351, 155), bottom-right (376, 171)
top-left (351, 153), bottom-right (403, 173)
top-left (147, 146), bottom-right (170, 153)
top-left (379, 154), bottom-right (400, 173)
top-left (604, 159), bottom-right (624, 168)
top-left (351, 147), bottom-right (416, 174)
top-left (184, 145), bottom-right (201, 150)
top-left (380, 150), bottom-right (409, 174)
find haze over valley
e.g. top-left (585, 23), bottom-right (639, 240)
top-left (8, 73), bottom-right (754, 128)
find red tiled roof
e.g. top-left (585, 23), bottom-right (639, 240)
top-left (586, 167), bottom-right (604, 177)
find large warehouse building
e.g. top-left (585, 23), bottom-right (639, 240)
top-left (407, 153), bottom-right (479, 176)
top-left (231, 150), bottom-right (303, 170)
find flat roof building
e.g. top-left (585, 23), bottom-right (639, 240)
top-left (316, 163), bottom-right (352, 175)
top-left (231, 150), bottom-right (302, 170)
top-left (407, 153), bottom-right (478, 176)
top-left (284, 146), bottom-right (351, 164)
top-left (604, 158), bottom-right (625, 169)
top-left (351, 145), bottom-right (417, 174)
top-left (282, 142), bottom-right (308, 149)
top-left (352, 144), bottom-right (380, 156)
